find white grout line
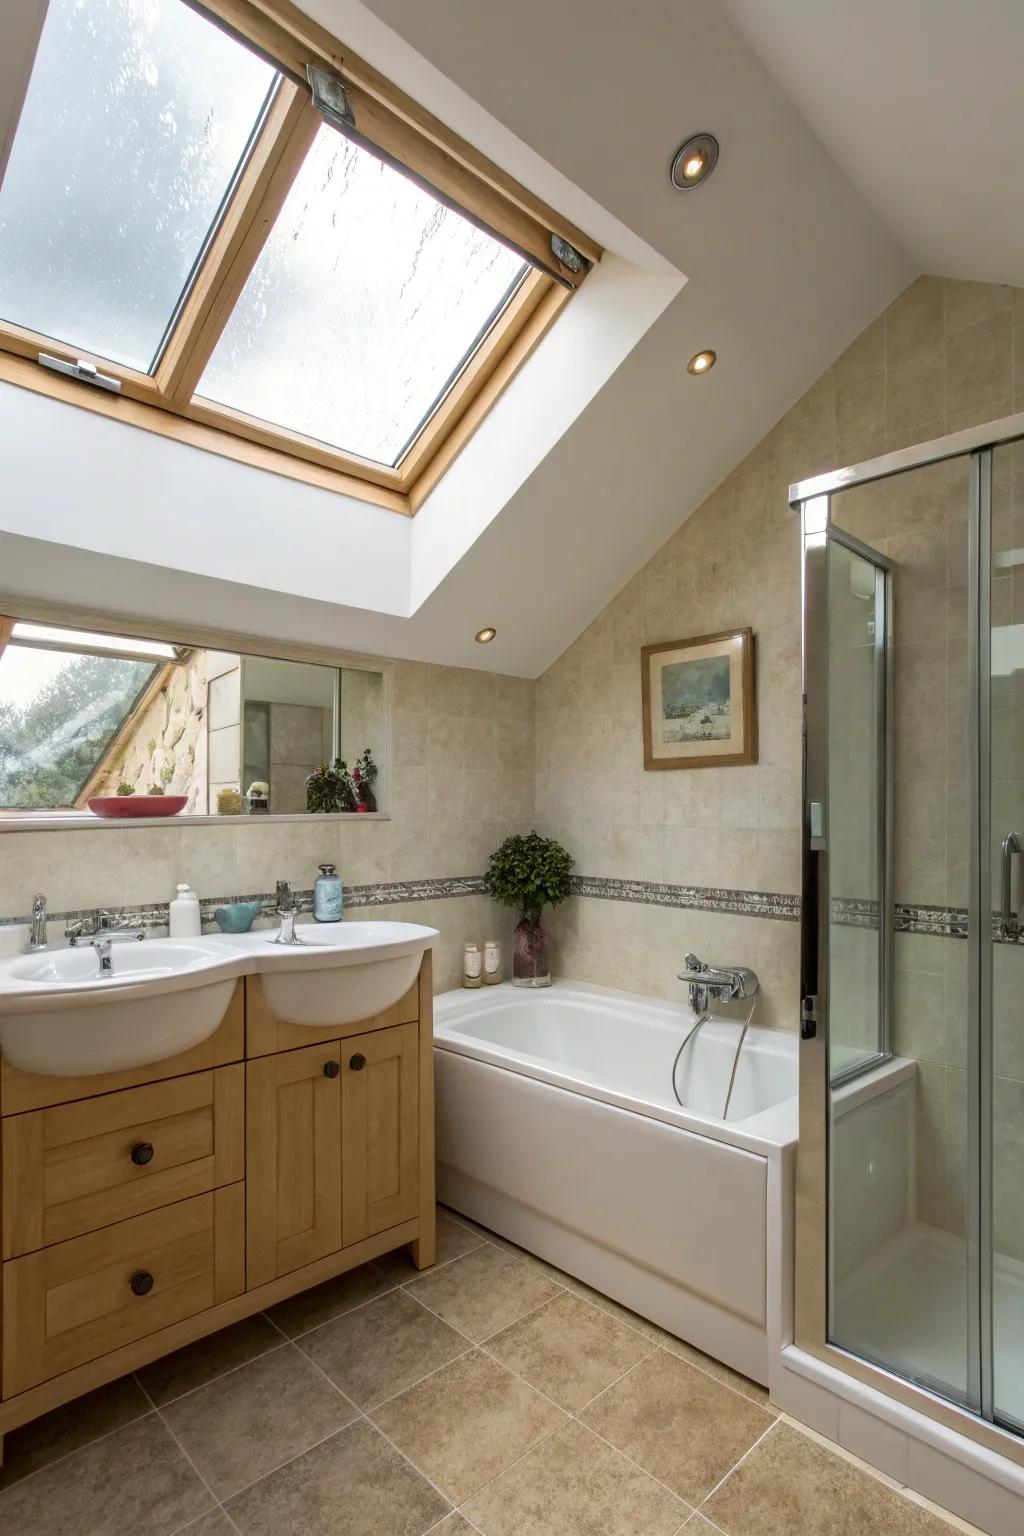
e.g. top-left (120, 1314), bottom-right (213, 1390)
top-left (271, 1318), bottom-right (461, 1522)
top-left (694, 1416), bottom-right (780, 1510)
top-left (361, 1343), bottom-right (478, 1414)
top-left (155, 1402), bottom-right (245, 1536)
top-left (134, 1339), bottom-right (292, 1411)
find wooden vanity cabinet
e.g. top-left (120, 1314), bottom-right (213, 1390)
top-left (0, 954), bottom-right (436, 1451)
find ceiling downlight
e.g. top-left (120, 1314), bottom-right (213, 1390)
top-left (687, 349), bottom-right (717, 376)
top-left (474, 627), bottom-right (497, 644)
top-left (670, 133), bottom-right (719, 190)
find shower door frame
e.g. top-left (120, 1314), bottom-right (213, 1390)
top-left (791, 408), bottom-right (1024, 1467)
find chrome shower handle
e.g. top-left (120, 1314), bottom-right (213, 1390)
top-left (1001, 832), bottom-right (1023, 939)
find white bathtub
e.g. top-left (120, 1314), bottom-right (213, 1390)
top-left (434, 980), bottom-right (798, 1387)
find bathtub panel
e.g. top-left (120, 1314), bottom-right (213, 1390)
top-left (436, 1050), bottom-right (767, 1326)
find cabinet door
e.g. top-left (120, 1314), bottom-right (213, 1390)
top-left (342, 1022), bottom-right (418, 1247)
top-left (246, 1040), bottom-right (342, 1288)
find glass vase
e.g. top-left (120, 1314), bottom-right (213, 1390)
top-left (512, 915), bottom-right (551, 987)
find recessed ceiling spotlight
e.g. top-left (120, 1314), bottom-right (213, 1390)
top-left (475, 626), bottom-right (497, 643)
top-left (687, 349), bottom-right (717, 376)
top-left (670, 133), bottom-right (719, 190)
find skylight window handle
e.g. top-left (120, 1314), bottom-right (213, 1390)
top-left (38, 353), bottom-right (121, 394)
top-left (308, 66), bottom-right (356, 132)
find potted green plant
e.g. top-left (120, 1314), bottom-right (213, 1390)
top-left (351, 748), bottom-right (378, 812)
top-left (483, 831), bottom-right (574, 987)
top-left (306, 758), bottom-right (357, 814)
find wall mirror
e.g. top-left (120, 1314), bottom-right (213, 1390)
top-left (0, 615), bottom-right (388, 819)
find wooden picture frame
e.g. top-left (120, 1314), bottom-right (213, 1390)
top-left (641, 628), bottom-right (756, 771)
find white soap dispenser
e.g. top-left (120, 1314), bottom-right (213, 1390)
top-left (169, 883), bottom-right (201, 938)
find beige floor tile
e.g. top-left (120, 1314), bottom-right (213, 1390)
top-left (371, 1348), bottom-right (567, 1503)
top-left (374, 1212), bottom-right (484, 1281)
top-left (443, 1211), bottom-right (578, 1285)
top-left (299, 1289), bottom-right (469, 1410)
top-left (265, 1263), bottom-right (393, 1337)
top-left (684, 1518), bottom-right (723, 1533)
top-left (580, 1350), bottom-right (773, 1506)
top-left (564, 1279), bottom-right (668, 1342)
top-left (0, 1374), bottom-right (149, 1491)
top-left (429, 1517), bottom-right (476, 1534)
top-left (0, 1414), bottom-right (212, 1536)
top-left (406, 1242), bottom-right (562, 1342)
top-left (659, 1335), bottom-right (771, 1409)
top-left (702, 1421), bottom-right (961, 1535)
top-left (180, 1513), bottom-right (237, 1535)
top-left (225, 1419), bottom-right (450, 1536)
top-left (485, 1291), bottom-right (653, 1410)
top-left (137, 1314), bottom-right (283, 1406)
top-left (161, 1344), bottom-right (357, 1500)
top-left (462, 1419), bottom-right (690, 1535)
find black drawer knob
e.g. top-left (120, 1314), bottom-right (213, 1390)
top-left (349, 1053), bottom-right (366, 1072)
top-left (323, 1060), bottom-right (341, 1079)
top-left (130, 1142), bottom-right (155, 1167)
top-left (130, 1270), bottom-right (154, 1297)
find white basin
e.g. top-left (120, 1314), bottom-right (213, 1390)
top-left (231, 921), bottom-right (438, 1027)
top-left (0, 939), bottom-right (240, 1077)
top-left (0, 921), bottom-right (438, 1075)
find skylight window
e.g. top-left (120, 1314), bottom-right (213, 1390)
top-left (199, 126), bottom-right (528, 466)
top-left (0, 0), bottom-right (599, 509)
top-left (0, 0), bottom-right (277, 372)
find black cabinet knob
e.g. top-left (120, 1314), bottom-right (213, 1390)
top-left (130, 1142), bottom-right (155, 1167)
top-left (130, 1270), bottom-right (154, 1297)
top-left (323, 1060), bottom-right (341, 1079)
top-left (349, 1053), bottom-right (366, 1072)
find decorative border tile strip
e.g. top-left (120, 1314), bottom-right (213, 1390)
top-left (345, 876), bottom-right (486, 908)
top-left (571, 874), bottom-right (801, 922)
top-left (894, 902), bottom-right (969, 939)
top-left (830, 896), bottom-right (880, 930)
top-left (0, 875), bottom-right (489, 931)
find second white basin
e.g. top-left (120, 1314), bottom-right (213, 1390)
top-left (241, 921), bottom-right (437, 1026)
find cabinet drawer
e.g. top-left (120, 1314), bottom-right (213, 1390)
top-left (3, 1185), bottom-right (245, 1396)
top-left (2, 1067), bottom-right (244, 1258)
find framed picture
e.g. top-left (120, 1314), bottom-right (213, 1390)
top-left (641, 627), bottom-right (756, 770)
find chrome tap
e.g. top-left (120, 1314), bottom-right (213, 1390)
top-left (272, 880), bottom-right (307, 945)
top-left (677, 952), bottom-right (759, 1016)
top-left (23, 892), bottom-right (48, 953)
top-left (673, 953), bottom-right (761, 1121)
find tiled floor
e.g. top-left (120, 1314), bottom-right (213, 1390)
top-left (0, 1208), bottom-right (984, 1535)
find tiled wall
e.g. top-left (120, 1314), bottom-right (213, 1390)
top-left (535, 274), bottom-right (1024, 1254)
top-left (0, 659), bottom-right (533, 993)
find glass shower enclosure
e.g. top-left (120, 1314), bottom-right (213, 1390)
top-left (792, 415), bottom-right (1024, 1447)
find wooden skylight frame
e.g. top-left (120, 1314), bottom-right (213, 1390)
top-left (0, 0), bottom-right (601, 515)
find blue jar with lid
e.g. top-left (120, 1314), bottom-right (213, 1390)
top-left (313, 863), bottom-right (343, 922)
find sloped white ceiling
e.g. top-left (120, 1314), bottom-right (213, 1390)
top-left (0, 0), bottom-right (914, 676)
top-left (724, 0), bottom-right (1024, 285)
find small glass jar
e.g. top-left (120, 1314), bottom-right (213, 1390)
top-left (483, 939), bottom-right (502, 985)
top-left (463, 942), bottom-right (483, 988)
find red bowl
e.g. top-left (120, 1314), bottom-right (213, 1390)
top-left (87, 795), bottom-right (188, 819)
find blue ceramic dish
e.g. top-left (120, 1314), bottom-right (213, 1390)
top-left (213, 900), bottom-right (261, 933)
